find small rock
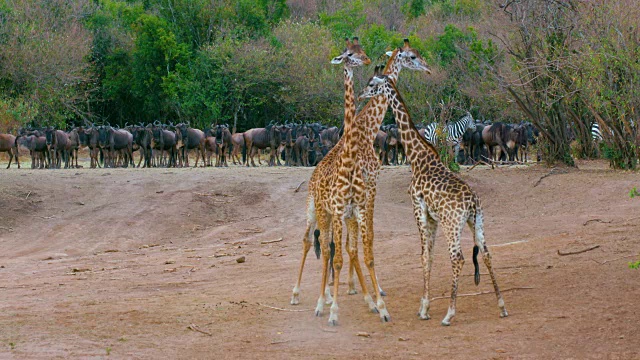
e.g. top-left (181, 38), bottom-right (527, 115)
top-left (398, 337), bottom-right (408, 341)
top-left (165, 260), bottom-right (176, 264)
top-left (262, 253), bottom-right (271, 257)
top-left (164, 268), bottom-right (177, 273)
top-left (236, 256), bottom-right (246, 263)
top-left (71, 268), bottom-right (91, 273)
top-left (619, 335), bottom-right (625, 339)
top-left (0, 265), bottom-right (5, 268)
top-left (156, 190), bottom-right (164, 194)
top-left (77, 201), bottom-right (85, 206)
top-left (356, 332), bottom-right (370, 338)
top-left (496, 349), bottom-right (507, 353)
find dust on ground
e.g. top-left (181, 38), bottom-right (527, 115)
top-left (0, 158), bottom-right (638, 359)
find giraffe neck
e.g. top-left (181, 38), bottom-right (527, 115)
top-left (361, 51), bottom-right (403, 144)
top-left (340, 65), bottom-right (358, 162)
top-left (385, 83), bottom-right (440, 168)
top-left (344, 66), bottom-right (356, 128)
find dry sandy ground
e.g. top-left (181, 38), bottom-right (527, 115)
top-left (0, 158), bottom-right (639, 359)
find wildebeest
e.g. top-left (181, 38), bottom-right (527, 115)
top-left (44, 127), bottom-right (70, 169)
top-left (78, 126), bottom-right (102, 168)
top-left (460, 122), bottom-right (486, 164)
top-left (213, 124), bottom-right (232, 167)
top-left (16, 132), bottom-right (49, 169)
top-left (481, 122), bottom-right (510, 164)
top-left (0, 133), bottom-right (20, 169)
top-left (319, 126), bottom-right (341, 151)
top-left (506, 124), bottom-right (527, 162)
top-left (129, 125), bottom-right (153, 168)
top-left (282, 124), bottom-right (298, 166)
top-left (243, 124), bottom-right (282, 167)
top-left (175, 122), bottom-right (205, 167)
top-left (230, 132), bottom-right (245, 165)
top-left (293, 134), bottom-right (311, 166)
top-left (385, 125), bottom-right (402, 165)
top-left (374, 128), bottom-right (388, 165)
top-left (66, 129), bottom-right (80, 168)
top-left (151, 123), bottom-right (178, 167)
top-left (98, 126), bottom-right (134, 168)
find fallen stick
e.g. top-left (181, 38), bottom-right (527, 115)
top-left (261, 238), bottom-right (284, 244)
top-left (557, 245), bottom-right (600, 256)
top-left (465, 161), bottom-right (482, 172)
top-left (533, 168), bottom-right (568, 187)
top-left (294, 180), bottom-right (306, 193)
top-left (491, 239), bottom-right (528, 247)
top-left (583, 219), bottom-right (612, 226)
top-left (0, 226), bottom-right (14, 232)
top-left (594, 253), bottom-right (639, 265)
top-left (430, 286), bottom-right (534, 301)
top-left (25, 191), bottom-right (31, 200)
top-left (270, 340), bottom-right (290, 345)
top-left (187, 324), bottom-right (212, 336)
top-left (257, 303), bottom-right (312, 312)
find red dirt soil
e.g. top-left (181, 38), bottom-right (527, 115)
top-left (0, 159), bottom-right (638, 359)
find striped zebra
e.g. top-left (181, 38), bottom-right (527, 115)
top-left (422, 112), bottom-right (476, 146)
top-left (591, 122), bottom-right (603, 141)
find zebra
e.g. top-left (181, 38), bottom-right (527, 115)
top-left (422, 112), bottom-right (476, 146)
top-left (591, 122), bottom-right (603, 141)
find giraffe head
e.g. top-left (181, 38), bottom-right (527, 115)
top-left (385, 38), bottom-right (431, 74)
top-left (357, 65), bottom-right (391, 101)
top-left (331, 37), bottom-right (371, 67)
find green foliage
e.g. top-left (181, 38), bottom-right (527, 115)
top-left (630, 187), bottom-right (639, 198)
top-left (319, 1), bottom-right (366, 41)
top-left (629, 261), bottom-right (640, 269)
top-left (406, 0), bottom-right (426, 19)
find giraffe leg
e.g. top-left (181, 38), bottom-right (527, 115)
top-left (442, 223), bottom-right (464, 326)
top-left (328, 214), bottom-right (344, 326)
top-left (413, 199), bottom-right (437, 320)
top-left (366, 193), bottom-right (385, 296)
top-left (360, 209), bottom-right (390, 323)
top-left (471, 210), bottom-right (508, 318)
top-left (346, 231), bottom-right (358, 295)
top-left (345, 216), bottom-right (377, 313)
top-left (314, 210), bottom-right (332, 317)
top-left (291, 197), bottom-right (316, 305)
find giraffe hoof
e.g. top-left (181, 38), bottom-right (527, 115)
top-left (314, 310), bottom-right (323, 317)
top-left (347, 289), bottom-right (358, 295)
top-left (500, 310), bottom-right (509, 318)
top-left (441, 320), bottom-right (451, 326)
top-left (328, 319), bottom-right (338, 327)
top-left (290, 298), bottom-right (299, 305)
top-left (371, 307), bottom-right (379, 314)
top-left (419, 314), bottom-right (431, 320)
top-left (379, 290), bottom-right (387, 297)
top-left (381, 314), bottom-right (391, 323)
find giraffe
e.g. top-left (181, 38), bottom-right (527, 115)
top-left (290, 40), bottom-right (431, 325)
top-left (357, 68), bottom-right (508, 326)
top-left (290, 37), bottom-right (374, 314)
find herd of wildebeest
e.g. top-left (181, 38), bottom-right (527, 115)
top-left (0, 118), bottom-right (539, 169)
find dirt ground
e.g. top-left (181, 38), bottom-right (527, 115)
top-left (0, 155), bottom-right (639, 359)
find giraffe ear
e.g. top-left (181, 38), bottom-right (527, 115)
top-left (331, 54), bottom-right (345, 64)
top-left (372, 76), bottom-right (385, 85)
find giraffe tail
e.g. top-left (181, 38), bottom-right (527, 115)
top-left (313, 229), bottom-right (321, 259)
top-left (473, 245), bottom-right (480, 285)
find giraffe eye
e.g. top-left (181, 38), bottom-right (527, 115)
top-left (348, 53), bottom-right (353, 57)
top-left (411, 56), bottom-right (416, 60)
